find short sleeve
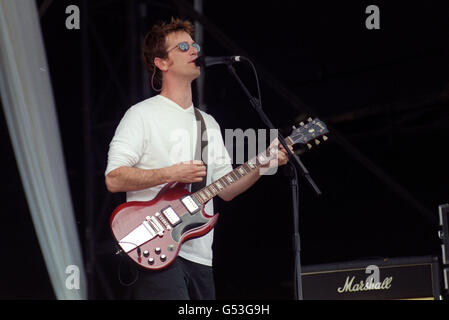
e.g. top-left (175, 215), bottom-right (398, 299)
top-left (105, 107), bottom-right (146, 176)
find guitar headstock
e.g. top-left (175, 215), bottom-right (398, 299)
top-left (288, 118), bottom-right (329, 149)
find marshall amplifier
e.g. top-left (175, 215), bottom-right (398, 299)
top-left (301, 256), bottom-right (441, 300)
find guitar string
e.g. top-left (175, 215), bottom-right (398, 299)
top-left (192, 127), bottom-right (326, 202)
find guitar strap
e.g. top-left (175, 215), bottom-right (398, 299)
top-left (191, 107), bottom-right (208, 192)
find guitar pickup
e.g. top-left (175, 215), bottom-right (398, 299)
top-left (181, 195), bottom-right (200, 214)
top-left (161, 206), bottom-right (181, 226)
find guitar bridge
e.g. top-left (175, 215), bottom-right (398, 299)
top-left (118, 222), bottom-right (156, 253)
top-left (146, 216), bottom-right (164, 237)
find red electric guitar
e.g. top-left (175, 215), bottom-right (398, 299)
top-left (110, 118), bottom-right (328, 270)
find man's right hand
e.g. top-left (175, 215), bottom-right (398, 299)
top-left (167, 160), bottom-right (206, 183)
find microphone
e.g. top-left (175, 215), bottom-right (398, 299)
top-left (195, 55), bottom-right (242, 67)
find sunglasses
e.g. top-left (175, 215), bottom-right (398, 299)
top-left (167, 41), bottom-right (201, 53)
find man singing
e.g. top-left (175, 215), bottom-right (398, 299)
top-left (105, 18), bottom-right (290, 299)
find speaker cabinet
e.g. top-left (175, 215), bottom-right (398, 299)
top-left (301, 256), bottom-right (441, 300)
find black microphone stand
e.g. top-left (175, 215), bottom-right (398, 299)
top-left (225, 61), bottom-right (322, 300)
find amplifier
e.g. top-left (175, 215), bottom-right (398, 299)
top-left (301, 256), bottom-right (441, 300)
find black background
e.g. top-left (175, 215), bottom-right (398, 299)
top-left (1, 0), bottom-right (448, 299)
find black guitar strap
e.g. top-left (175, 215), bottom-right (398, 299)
top-left (191, 107), bottom-right (208, 192)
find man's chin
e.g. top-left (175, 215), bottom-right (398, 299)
top-left (180, 68), bottom-right (201, 83)
top-left (191, 69), bottom-right (201, 80)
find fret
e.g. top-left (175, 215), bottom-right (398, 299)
top-left (238, 166), bottom-right (247, 176)
top-left (195, 191), bottom-right (202, 203)
top-left (209, 184), bottom-right (219, 195)
top-left (215, 180), bottom-right (223, 191)
top-left (257, 154), bottom-right (267, 165)
top-left (244, 163), bottom-right (253, 172)
top-left (247, 160), bottom-right (257, 169)
top-left (192, 192), bottom-right (201, 204)
top-left (192, 192), bottom-right (202, 203)
top-left (207, 185), bottom-right (214, 195)
top-left (192, 156), bottom-right (268, 205)
top-left (213, 183), bottom-right (222, 193)
top-left (220, 177), bottom-right (228, 188)
top-left (198, 190), bottom-right (207, 202)
top-left (232, 170), bottom-right (240, 179)
top-left (204, 188), bottom-right (212, 198)
top-left (218, 177), bottom-right (227, 188)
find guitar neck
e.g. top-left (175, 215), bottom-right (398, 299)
top-left (191, 136), bottom-right (294, 205)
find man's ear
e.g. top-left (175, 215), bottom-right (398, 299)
top-left (154, 57), bottom-right (168, 72)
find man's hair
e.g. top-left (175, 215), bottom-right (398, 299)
top-left (142, 17), bottom-right (195, 85)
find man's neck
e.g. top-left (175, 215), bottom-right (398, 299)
top-left (160, 80), bottom-right (193, 109)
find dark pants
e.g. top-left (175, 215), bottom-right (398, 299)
top-left (131, 256), bottom-right (216, 300)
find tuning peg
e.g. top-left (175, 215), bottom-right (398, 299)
top-left (323, 135), bottom-right (328, 141)
top-left (307, 117), bottom-right (313, 122)
top-left (307, 143), bottom-right (312, 149)
top-left (299, 122), bottom-right (305, 126)
top-left (315, 139), bottom-right (320, 145)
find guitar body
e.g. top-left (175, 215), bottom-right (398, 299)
top-left (110, 182), bottom-right (218, 270)
top-left (109, 118), bottom-right (328, 271)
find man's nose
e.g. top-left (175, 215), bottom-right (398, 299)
top-left (189, 46), bottom-right (198, 57)
top-left (190, 48), bottom-right (198, 57)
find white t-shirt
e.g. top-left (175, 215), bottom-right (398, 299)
top-left (105, 95), bottom-right (233, 266)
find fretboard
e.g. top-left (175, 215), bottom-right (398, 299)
top-left (191, 160), bottom-right (259, 204)
top-left (191, 137), bottom-right (293, 204)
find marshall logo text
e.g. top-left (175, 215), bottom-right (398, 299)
top-left (337, 275), bottom-right (393, 293)
top-left (302, 257), bottom-right (438, 299)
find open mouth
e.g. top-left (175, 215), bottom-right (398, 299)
top-left (189, 58), bottom-right (200, 65)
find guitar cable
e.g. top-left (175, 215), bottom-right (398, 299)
top-left (116, 241), bottom-right (140, 287)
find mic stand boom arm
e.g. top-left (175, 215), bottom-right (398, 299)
top-left (226, 62), bottom-right (322, 300)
